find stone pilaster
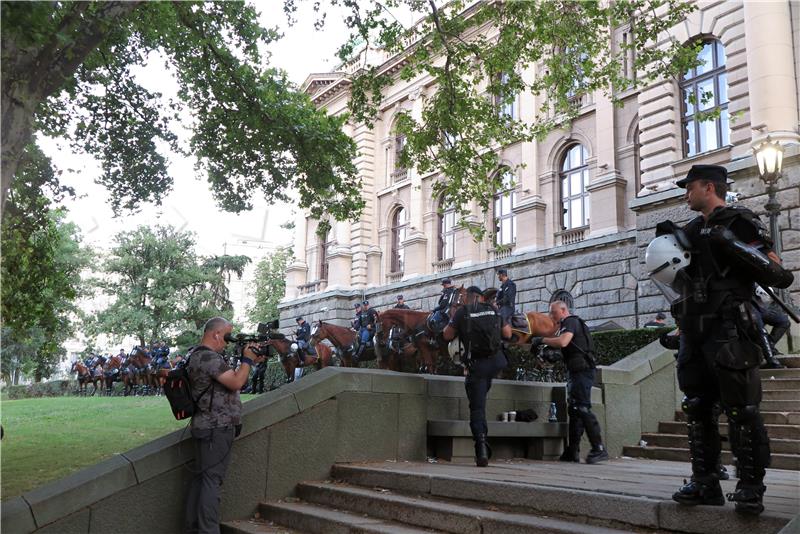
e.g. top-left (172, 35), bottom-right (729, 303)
top-left (512, 195), bottom-right (547, 253)
top-left (587, 171), bottom-right (627, 237)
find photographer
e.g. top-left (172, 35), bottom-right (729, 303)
top-left (443, 286), bottom-right (511, 467)
top-left (184, 317), bottom-right (266, 534)
top-left (531, 301), bottom-right (608, 464)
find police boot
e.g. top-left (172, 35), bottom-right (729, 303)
top-left (768, 325), bottom-right (789, 355)
top-left (560, 409), bottom-right (583, 462)
top-left (578, 406), bottom-right (608, 464)
top-left (672, 405), bottom-right (724, 506)
top-left (474, 434), bottom-right (490, 468)
top-left (352, 344), bottom-right (364, 365)
top-left (758, 330), bottom-right (785, 369)
top-left (727, 407), bottom-right (770, 516)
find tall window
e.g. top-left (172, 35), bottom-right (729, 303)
top-left (495, 72), bottom-right (516, 119)
top-left (560, 144), bottom-right (590, 230)
top-left (681, 39), bottom-right (729, 157)
top-left (390, 207), bottom-right (408, 272)
top-left (318, 227), bottom-right (333, 281)
top-left (633, 125), bottom-right (641, 192)
top-left (392, 131), bottom-right (407, 182)
top-left (493, 170), bottom-right (517, 246)
top-left (438, 200), bottom-right (456, 261)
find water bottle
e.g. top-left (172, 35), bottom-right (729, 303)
top-left (548, 402), bottom-right (558, 422)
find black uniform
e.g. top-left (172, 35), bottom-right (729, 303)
top-left (667, 205), bottom-right (790, 513)
top-left (295, 320), bottom-right (314, 362)
top-left (557, 315), bottom-right (605, 462)
top-left (495, 279), bottom-right (517, 324)
top-left (395, 303), bottom-right (410, 310)
top-left (434, 286), bottom-right (458, 312)
top-left (449, 303), bottom-right (508, 442)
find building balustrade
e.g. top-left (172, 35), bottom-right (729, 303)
top-left (488, 247), bottom-right (513, 261)
top-left (386, 271), bottom-right (404, 284)
top-left (391, 168), bottom-right (408, 182)
top-left (433, 258), bottom-right (454, 273)
top-left (298, 279), bottom-right (327, 295)
top-left (556, 226), bottom-right (588, 246)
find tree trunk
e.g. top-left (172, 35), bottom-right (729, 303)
top-left (1, 1), bottom-right (143, 208)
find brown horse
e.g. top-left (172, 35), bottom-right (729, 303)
top-left (267, 337), bottom-right (333, 383)
top-left (309, 321), bottom-right (370, 367)
top-left (71, 361), bottom-right (102, 396)
top-left (102, 355), bottom-right (125, 395)
top-left (507, 311), bottom-right (559, 345)
top-left (126, 348), bottom-right (153, 395)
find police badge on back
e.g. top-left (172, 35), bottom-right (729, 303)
top-left (645, 164), bottom-right (795, 517)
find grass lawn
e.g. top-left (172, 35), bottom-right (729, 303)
top-left (1, 396), bottom-right (195, 499)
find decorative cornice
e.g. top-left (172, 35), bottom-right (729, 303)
top-left (586, 171), bottom-right (627, 193)
top-left (513, 195), bottom-right (547, 214)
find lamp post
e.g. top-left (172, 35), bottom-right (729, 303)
top-left (753, 136), bottom-right (784, 259)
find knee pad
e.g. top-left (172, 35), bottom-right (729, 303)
top-left (725, 404), bottom-right (760, 424)
top-left (567, 405), bottom-right (580, 419)
top-left (681, 396), bottom-right (714, 420)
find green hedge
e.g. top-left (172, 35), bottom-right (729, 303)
top-left (4, 380), bottom-right (75, 399)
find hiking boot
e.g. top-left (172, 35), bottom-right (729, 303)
top-left (672, 478), bottom-right (725, 506)
top-left (585, 446), bottom-right (609, 464)
top-left (727, 484), bottom-right (765, 516)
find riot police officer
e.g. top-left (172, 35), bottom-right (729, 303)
top-left (647, 164), bottom-right (793, 516)
top-left (495, 269), bottom-right (517, 325)
top-left (443, 286), bottom-right (510, 467)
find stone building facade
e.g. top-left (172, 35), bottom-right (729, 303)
top-left (279, 1), bottom-right (800, 335)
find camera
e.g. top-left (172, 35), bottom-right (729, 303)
top-left (224, 320), bottom-right (284, 357)
top-left (537, 345), bottom-right (562, 364)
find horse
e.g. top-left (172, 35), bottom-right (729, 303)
top-left (309, 321), bottom-right (371, 367)
top-left (149, 357), bottom-right (172, 396)
top-left (267, 337), bottom-right (334, 384)
top-left (71, 361), bottom-right (102, 396)
top-left (125, 348), bottom-right (153, 395)
top-left (102, 355), bottom-right (125, 395)
top-left (373, 285), bottom-right (468, 373)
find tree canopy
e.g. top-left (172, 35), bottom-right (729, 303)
top-left (247, 246), bottom-right (294, 325)
top-left (1, 145), bottom-right (92, 382)
top-left (2, 0), bottom-right (701, 241)
top-left (91, 225), bottom-right (250, 347)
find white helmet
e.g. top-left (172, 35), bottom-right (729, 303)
top-left (290, 342), bottom-right (299, 352)
top-left (646, 234), bottom-right (691, 285)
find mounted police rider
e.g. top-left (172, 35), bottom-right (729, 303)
top-left (395, 294), bottom-right (410, 309)
top-left (495, 269), bottom-right (517, 325)
top-left (646, 164), bottom-right (793, 516)
top-left (351, 302), bottom-right (362, 330)
top-left (753, 285), bottom-right (789, 368)
top-left (152, 341), bottom-right (170, 370)
top-left (431, 278), bottom-right (457, 331)
top-left (294, 316), bottom-right (315, 364)
top-left (354, 300), bottom-right (377, 363)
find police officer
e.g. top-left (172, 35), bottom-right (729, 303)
top-left (351, 303), bottom-right (362, 330)
top-left (648, 164), bottom-right (793, 516)
top-left (354, 300), bottom-right (377, 362)
top-left (531, 301), bottom-right (608, 464)
top-left (294, 316), bottom-right (314, 363)
top-left (432, 278), bottom-right (458, 331)
top-left (753, 286), bottom-right (789, 367)
top-left (443, 286), bottom-right (510, 467)
top-left (495, 269), bottom-right (517, 325)
top-left (395, 295), bottom-right (410, 309)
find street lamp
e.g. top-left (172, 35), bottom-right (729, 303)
top-left (753, 136), bottom-right (784, 258)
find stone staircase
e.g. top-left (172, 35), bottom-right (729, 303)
top-left (221, 459), bottom-right (796, 534)
top-left (624, 355), bottom-right (800, 471)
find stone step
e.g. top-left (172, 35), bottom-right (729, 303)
top-left (762, 378), bottom-right (800, 391)
top-left (260, 500), bottom-right (447, 534)
top-left (622, 446), bottom-right (800, 470)
top-left (222, 519), bottom-right (304, 534)
top-left (763, 389), bottom-right (800, 401)
top-left (659, 420), bottom-right (800, 440)
top-left (327, 463), bottom-right (791, 534)
top-left (761, 400), bottom-right (800, 412)
top-left (295, 481), bottom-right (631, 534)
top-left (777, 355), bottom-right (800, 368)
top-left (640, 433), bottom-right (800, 454)
top-left (674, 410), bottom-right (800, 426)
top-left (760, 368), bottom-right (800, 379)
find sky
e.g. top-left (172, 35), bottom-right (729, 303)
top-left (40, 1), bottom-right (361, 348)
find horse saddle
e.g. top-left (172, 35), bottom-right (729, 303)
top-left (426, 312), bottom-right (448, 333)
top-left (510, 313), bottom-right (531, 335)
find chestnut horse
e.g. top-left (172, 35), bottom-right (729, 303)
top-left (309, 321), bottom-right (371, 367)
top-left (102, 355), bottom-right (125, 395)
top-left (267, 337), bottom-right (333, 383)
top-left (71, 361), bottom-right (102, 396)
top-left (126, 349), bottom-right (153, 395)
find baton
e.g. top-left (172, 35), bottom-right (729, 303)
top-left (760, 285), bottom-right (800, 324)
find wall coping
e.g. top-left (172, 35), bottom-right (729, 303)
top-left (4, 368), bottom-right (574, 533)
top-left (597, 334), bottom-right (677, 386)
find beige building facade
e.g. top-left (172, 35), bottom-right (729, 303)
top-left (280, 1), bottom-right (800, 332)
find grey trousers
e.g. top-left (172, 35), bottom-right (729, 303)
top-left (184, 426), bottom-right (235, 534)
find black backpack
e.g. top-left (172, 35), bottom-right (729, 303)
top-left (163, 346), bottom-right (213, 420)
top-left (465, 303), bottom-right (502, 357)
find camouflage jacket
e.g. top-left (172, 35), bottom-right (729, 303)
top-left (187, 346), bottom-right (242, 430)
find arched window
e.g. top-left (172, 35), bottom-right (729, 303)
top-left (438, 200), bottom-right (456, 261)
top-left (390, 207), bottom-right (408, 273)
top-left (681, 39), bottom-right (729, 157)
top-left (560, 144), bottom-right (590, 230)
top-left (550, 289), bottom-right (574, 309)
top-left (493, 170), bottom-right (517, 246)
top-left (318, 226), bottom-right (333, 281)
